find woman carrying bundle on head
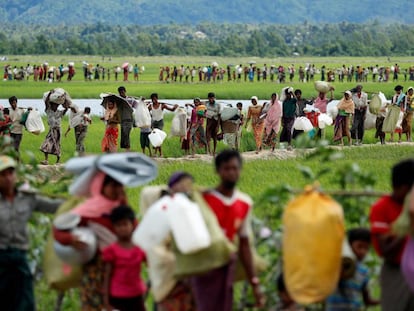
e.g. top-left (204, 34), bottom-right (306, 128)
top-left (40, 89), bottom-right (70, 165)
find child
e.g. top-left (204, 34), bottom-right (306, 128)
top-left (140, 127), bottom-right (152, 157)
top-left (236, 102), bottom-right (244, 151)
top-left (277, 273), bottom-right (304, 311)
top-left (325, 228), bottom-right (379, 310)
top-left (103, 205), bottom-right (147, 311)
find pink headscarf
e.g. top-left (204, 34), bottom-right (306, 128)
top-left (71, 171), bottom-right (123, 219)
top-left (264, 96), bottom-right (282, 135)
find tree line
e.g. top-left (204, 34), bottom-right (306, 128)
top-left (1, 22), bottom-right (414, 57)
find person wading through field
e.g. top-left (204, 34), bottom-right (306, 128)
top-left (351, 85), bottom-right (368, 145)
top-left (186, 98), bottom-right (208, 156)
top-left (244, 96), bottom-right (265, 154)
top-left (205, 92), bottom-right (221, 156)
top-left (280, 88), bottom-right (297, 150)
top-left (8, 96), bottom-right (25, 153)
top-left (334, 91), bottom-right (354, 146)
top-left (149, 93), bottom-right (178, 157)
top-left (190, 150), bottom-right (265, 311)
top-left (118, 86), bottom-right (138, 152)
top-left (40, 90), bottom-right (69, 165)
top-left (65, 106), bottom-right (92, 156)
top-left (402, 86), bottom-right (414, 142)
top-left (0, 155), bottom-right (63, 311)
top-left (264, 93), bottom-right (282, 152)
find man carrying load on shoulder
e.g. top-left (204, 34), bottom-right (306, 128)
top-left (191, 150), bottom-right (265, 311)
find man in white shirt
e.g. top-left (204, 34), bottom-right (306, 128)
top-left (8, 96), bottom-right (24, 152)
top-left (351, 85), bottom-right (368, 145)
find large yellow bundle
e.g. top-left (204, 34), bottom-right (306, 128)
top-left (282, 188), bottom-right (345, 304)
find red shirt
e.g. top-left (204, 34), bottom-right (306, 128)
top-left (369, 195), bottom-right (408, 264)
top-left (102, 243), bottom-right (147, 298)
top-left (203, 190), bottom-right (252, 241)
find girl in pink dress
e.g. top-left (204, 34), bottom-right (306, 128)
top-left (103, 206), bottom-right (147, 311)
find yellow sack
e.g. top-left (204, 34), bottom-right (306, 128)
top-left (283, 188), bottom-right (345, 304)
top-left (43, 197), bottom-right (84, 291)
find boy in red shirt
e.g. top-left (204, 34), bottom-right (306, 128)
top-left (191, 150), bottom-right (264, 311)
top-left (369, 159), bottom-right (414, 311)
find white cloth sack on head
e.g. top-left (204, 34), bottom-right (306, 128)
top-left (167, 193), bottom-right (211, 254)
top-left (65, 153), bottom-right (158, 196)
top-left (170, 108), bottom-right (187, 137)
top-left (135, 100), bottom-right (152, 128)
top-left (149, 129), bottom-right (167, 148)
top-left (294, 117), bottom-right (313, 132)
top-left (314, 81), bottom-right (333, 94)
top-left (132, 196), bottom-right (171, 252)
top-left (25, 110), bottom-right (45, 135)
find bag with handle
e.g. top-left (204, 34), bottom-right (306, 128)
top-left (25, 110), bottom-right (45, 135)
top-left (283, 186), bottom-right (345, 304)
top-left (135, 100), bottom-right (152, 128)
top-left (173, 190), bottom-right (236, 278)
top-left (43, 197), bottom-right (84, 291)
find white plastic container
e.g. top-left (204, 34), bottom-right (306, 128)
top-left (167, 193), bottom-right (211, 254)
top-left (132, 196), bottom-right (171, 252)
top-left (149, 129), bottom-right (167, 147)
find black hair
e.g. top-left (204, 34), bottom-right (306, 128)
top-left (109, 205), bottom-right (135, 224)
top-left (8, 96), bottom-right (17, 104)
top-left (392, 159), bottom-right (414, 188)
top-left (103, 174), bottom-right (121, 187)
top-left (150, 93), bottom-right (158, 100)
top-left (294, 89), bottom-right (302, 95)
top-left (84, 107), bottom-right (91, 113)
top-left (215, 150), bottom-right (242, 171)
top-left (236, 102), bottom-right (243, 107)
top-left (208, 92), bottom-right (215, 98)
top-left (277, 273), bottom-right (287, 292)
top-left (3, 108), bottom-right (9, 115)
top-left (348, 228), bottom-right (371, 244)
top-left (271, 93), bottom-right (277, 97)
top-left (118, 86), bottom-right (126, 93)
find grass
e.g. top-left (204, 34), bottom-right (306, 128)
top-left (6, 55), bottom-right (410, 310)
top-left (2, 55), bottom-right (414, 100)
